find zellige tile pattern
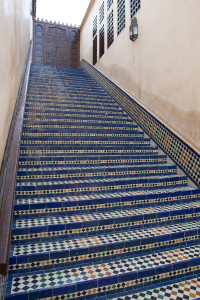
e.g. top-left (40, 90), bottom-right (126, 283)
top-left (5, 64), bottom-right (200, 300)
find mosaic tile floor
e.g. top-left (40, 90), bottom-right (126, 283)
top-left (5, 64), bottom-right (200, 299)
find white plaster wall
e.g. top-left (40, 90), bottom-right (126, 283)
top-left (80, 0), bottom-right (200, 153)
top-left (0, 0), bottom-right (32, 167)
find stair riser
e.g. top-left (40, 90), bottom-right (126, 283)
top-left (24, 109), bottom-right (126, 117)
top-left (9, 233), bottom-right (200, 275)
top-left (15, 181), bottom-right (188, 199)
top-left (22, 121), bottom-right (139, 128)
top-left (16, 171), bottom-right (177, 186)
top-left (5, 260), bottom-right (200, 300)
top-left (12, 198), bottom-right (200, 219)
top-left (21, 136), bottom-right (148, 142)
top-left (13, 192), bottom-right (200, 218)
top-left (17, 164), bottom-right (171, 176)
top-left (22, 129), bottom-right (140, 135)
top-left (15, 174), bottom-right (187, 190)
top-left (18, 153), bottom-right (162, 159)
top-left (11, 214), bottom-right (200, 245)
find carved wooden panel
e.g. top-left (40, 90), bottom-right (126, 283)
top-left (45, 26), bottom-right (57, 65)
top-left (57, 27), bottom-right (68, 66)
top-left (33, 20), bottom-right (80, 68)
top-left (69, 29), bottom-right (80, 68)
top-left (32, 23), bottom-right (44, 64)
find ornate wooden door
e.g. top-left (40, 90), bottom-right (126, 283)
top-left (33, 23), bottom-right (44, 64)
top-left (45, 26), bottom-right (68, 66)
top-left (33, 20), bottom-right (80, 68)
top-left (56, 27), bottom-right (69, 66)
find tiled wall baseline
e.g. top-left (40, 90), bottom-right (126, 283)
top-left (80, 59), bottom-right (200, 187)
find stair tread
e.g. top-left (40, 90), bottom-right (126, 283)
top-left (7, 244), bottom-right (200, 296)
top-left (14, 186), bottom-right (197, 205)
top-left (12, 201), bottom-right (200, 229)
top-left (10, 221), bottom-right (200, 257)
top-left (110, 276), bottom-right (200, 300)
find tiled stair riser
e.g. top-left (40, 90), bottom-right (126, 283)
top-left (6, 245), bottom-right (200, 300)
top-left (110, 276), bottom-right (200, 300)
top-left (12, 190), bottom-right (200, 219)
top-left (9, 222), bottom-right (200, 275)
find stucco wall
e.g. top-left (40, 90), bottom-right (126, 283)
top-left (80, 0), bottom-right (200, 153)
top-left (0, 0), bottom-right (32, 167)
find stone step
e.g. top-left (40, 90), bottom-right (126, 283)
top-left (11, 200), bottom-right (200, 243)
top-left (23, 112), bottom-right (133, 122)
top-left (15, 174), bottom-right (188, 199)
top-left (6, 244), bottom-right (200, 299)
top-left (19, 145), bottom-right (157, 153)
top-left (25, 100), bottom-right (120, 109)
top-left (23, 118), bottom-right (136, 127)
top-left (21, 136), bottom-right (149, 143)
top-left (22, 126), bottom-right (139, 135)
top-left (110, 276), bottom-right (200, 300)
top-left (12, 187), bottom-right (199, 218)
top-left (24, 106), bottom-right (125, 116)
top-left (8, 221), bottom-right (200, 274)
top-left (16, 164), bottom-right (176, 183)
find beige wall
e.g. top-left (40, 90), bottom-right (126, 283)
top-left (80, 0), bottom-right (200, 153)
top-left (0, 0), bottom-right (32, 167)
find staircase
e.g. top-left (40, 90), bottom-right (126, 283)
top-left (5, 64), bottom-right (200, 300)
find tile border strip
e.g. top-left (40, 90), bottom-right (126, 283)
top-left (80, 59), bottom-right (200, 187)
top-left (0, 42), bottom-right (32, 276)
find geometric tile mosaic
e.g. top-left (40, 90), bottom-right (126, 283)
top-left (9, 245), bottom-right (200, 294)
top-left (14, 201), bottom-right (200, 228)
top-left (12, 221), bottom-right (200, 256)
top-left (5, 63), bottom-right (200, 300)
top-left (80, 59), bottom-right (200, 187)
top-left (111, 277), bottom-right (200, 299)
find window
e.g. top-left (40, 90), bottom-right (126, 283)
top-left (107, 10), bottom-right (114, 48)
top-left (107, 0), bottom-right (113, 11)
top-left (130, 0), bottom-right (141, 19)
top-left (93, 15), bottom-right (97, 37)
top-left (117, 0), bottom-right (125, 35)
top-left (99, 1), bottom-right (104, 24)
top-left (93, 35), bottom-right (97, 65)
top-left (99, 25), bottom-right (104, 58)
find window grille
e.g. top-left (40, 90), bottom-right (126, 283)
top-left (99, 1), bottom-right (104, 24)
top-left (117, 0), bottom-right (125, 35)
top-left (107, 0), bottom-right (113, 11)
top-left (107, 10), bottom-right (114, 48)
top-left (130, 0), bottom-right (141, 19)
top-left (99, 25), bottom-right (104, 58)
top-left (93, 35), bottom-right (97, 65)
top-left (93, 15), bottom-right (97, 37)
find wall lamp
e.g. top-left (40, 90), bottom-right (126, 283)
top-left (129, 17), bottom-right (138, 41)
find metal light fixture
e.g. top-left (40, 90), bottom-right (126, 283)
top-left (129, 17), bottom-right (138, 41)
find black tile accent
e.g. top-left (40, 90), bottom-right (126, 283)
top-left (80, 59), bottom-right (200, 187)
